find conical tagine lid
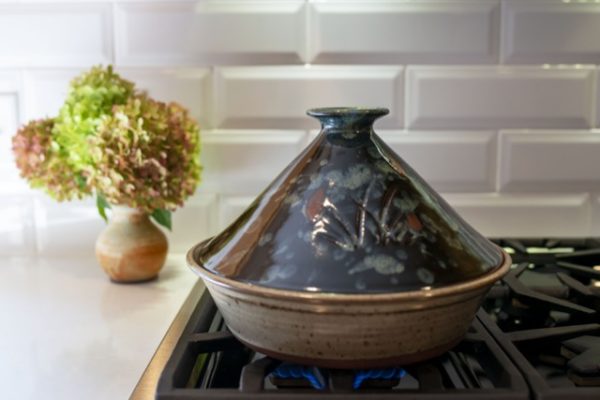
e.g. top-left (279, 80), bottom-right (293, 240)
top-left (192, 107), bottom-right (505, 293)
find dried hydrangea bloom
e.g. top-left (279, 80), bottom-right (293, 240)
top-left (12, 118), bottom-right (90, 200)
top-left (53, 65), bottom-right (135, 172)
top-left (90, 94), bottom-right (202, 213)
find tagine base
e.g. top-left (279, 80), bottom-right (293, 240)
top-left (236, 336), bottom-right (463, 369)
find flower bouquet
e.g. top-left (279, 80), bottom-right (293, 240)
top-left (12, 66), bottom-right (202, 282)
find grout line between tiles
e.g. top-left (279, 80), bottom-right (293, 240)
top-left (403, 67), bottom-right (410, 130)
top-left (590, 66), bottom-right (598, 129)
top-left (494, 129), bottom-right (502, 194)
top-left (110, 1), bottom-right (118, 66)
top-left (498, 0), bottom-right (506, 65)
top-left (304, 0), bottom-right (312, 64)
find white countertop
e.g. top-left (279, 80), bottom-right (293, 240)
top-left (0, 254), bottom-right (199, 400)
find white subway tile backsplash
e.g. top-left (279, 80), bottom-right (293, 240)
top-left (200, 130), bottom-right (307, 195)
top-left (214, 66), bottom-right (404, 129)
top-left (34, 196), bottom-right (104, 257)
top-left (0, 70), bottom-right (21, 132)
top-left (502, 1), bottom-right (600, 64)
top-left (0, 80), bottom-right (24, 191)
top-left (0, 134), bottom-right (29, 193)
top-left (22, 69), bottom-right (84, 121)
top-left (117, 68), bottom-right (212, 127)
top-left (443, 193), bottom-right (590, 237)
top-left (4, 0), bottom-right (600, 252)
top-left (0, 195), bottom-right (35, 256)
top-left (0, 165), bottom-right (29, 195)
top-left (590, 196), bottom-right (600, 236)
top-left (0, 71), bottom-right (21, 94)
top-left (115, 1), bottom-right (306, 66)
top-left (499, 130), bottom-right (600, 192)
top-left (406, 66), bottom-right (595, 130)
top-left (0, 4), bottom-right (112, 67)
top-left (309, 1), bottom-right (498, 64)
top-left (218, 195), bottom-right (254, 230)
top-left (167, 194), bottom-right (218, 254)
top-left (377, 131), bottom-right (496, 192)
top-left (0, 94), bottom-right (18, 138)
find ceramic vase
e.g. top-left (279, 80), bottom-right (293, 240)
top-left (95, 206), bottom-right (168, 283)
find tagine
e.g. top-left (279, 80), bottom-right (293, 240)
top-left (188, 107), bottom-right (510, 368)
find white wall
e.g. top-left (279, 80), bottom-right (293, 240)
top-left (2, 0), bottom-right (600, 257)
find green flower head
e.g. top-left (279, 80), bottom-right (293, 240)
top-left (53, 65), bottom-right (135, 172)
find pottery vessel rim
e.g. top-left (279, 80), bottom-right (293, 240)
top-left (306, 106), bottom-right (390, 117)
top-left (187, 239), bottom-right (511, 303)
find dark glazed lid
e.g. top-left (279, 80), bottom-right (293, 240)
top-left (194, 107), bottom-right (504, 293)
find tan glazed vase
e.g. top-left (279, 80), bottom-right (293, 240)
top-left (96, 206), bottom-right (168, 283)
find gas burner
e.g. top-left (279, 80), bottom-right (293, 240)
top-left (268, 362), bottom-right (327, 389)
top-left (266, 362), bottom-right (406, 390)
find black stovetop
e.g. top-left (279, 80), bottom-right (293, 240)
top-left (155, 238), bottom-right (600, 399)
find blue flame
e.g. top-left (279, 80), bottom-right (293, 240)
top-left (271, 363), bottom-right (326, 390)
top-left (353, 367), bottom-right (406, 389)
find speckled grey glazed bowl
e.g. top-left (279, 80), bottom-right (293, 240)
top-left (189, 241), bottom-right (510, 368)
top-left (188, 107), bottom-right (511, 367)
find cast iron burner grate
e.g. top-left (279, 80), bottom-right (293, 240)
top-left (155, 238), bottom-right (600, 399)
top-left (483, 238), bottom-right (600, 399)
top-left (156, 292), bottom-right (528, 399)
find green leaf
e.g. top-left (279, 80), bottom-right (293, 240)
top-left (96, 194), bottom-right (111, 222)
top-left (75, 174), bottom-right (87, 191)
top-left (151, 208), bottom-right (172, 231)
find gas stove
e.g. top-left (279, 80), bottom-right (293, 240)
top-left (131, 238), bottom-right (600, 399)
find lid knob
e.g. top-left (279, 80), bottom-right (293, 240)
top-left (307, 107), bottom-right (389, 142)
